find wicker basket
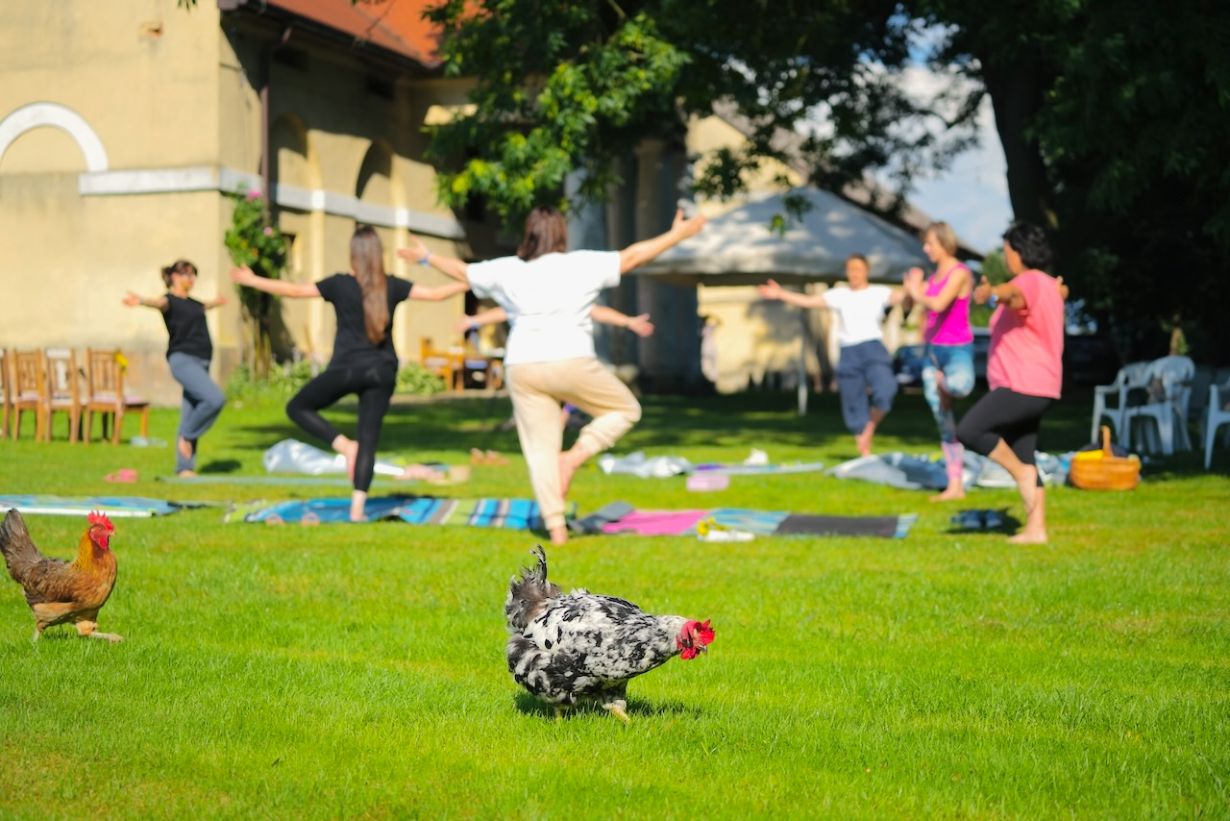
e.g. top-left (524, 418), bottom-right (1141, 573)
top-left (1070, 426), bottom-right (1141, 490)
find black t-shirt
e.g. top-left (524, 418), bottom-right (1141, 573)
top-left (316, 273), bottom-right (413, 367)
top-left (161, 294), bottom-right (213, 361)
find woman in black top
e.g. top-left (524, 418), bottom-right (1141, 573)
top-left (232, 225), bottom-right (467, 521)
top-left (124, 259), bottom-right (228, 476)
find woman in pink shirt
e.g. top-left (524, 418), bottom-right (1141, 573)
top-left (903, 222), bottom-right (975, 501)
top-left (957, 222), bottom-right (1065, 544)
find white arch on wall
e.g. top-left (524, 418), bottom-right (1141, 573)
top-left (0, 102), bottom-right (109, 172)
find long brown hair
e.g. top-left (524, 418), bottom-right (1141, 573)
top-left (350, 225), bottom-right (389, 345)
top-left (516, 207), bottom-right (568, 261)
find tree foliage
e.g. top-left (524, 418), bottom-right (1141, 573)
top-left (426, 0), bottom-right (1230, 360)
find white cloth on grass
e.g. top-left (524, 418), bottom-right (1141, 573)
top-left (262, 439), bottom-right (405, 477)
top-left (467, 250), bottom-right (621, 365)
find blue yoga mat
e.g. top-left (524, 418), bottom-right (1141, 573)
top-left (0, 495), bottom-right (184, 518)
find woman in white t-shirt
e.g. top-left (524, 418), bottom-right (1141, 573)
top-left (759, 254), bottom-right (906, 456)
top-left (400, 206), bottom-right (706, 544)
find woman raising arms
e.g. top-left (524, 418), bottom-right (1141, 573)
top-left (232, 225), bottom-right (467, 522)
top-left (400, 206), bottom-right (706, 545)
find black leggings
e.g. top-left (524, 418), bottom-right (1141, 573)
top-left (286, 361), bottom-right (396, 493)
top-left (957, 388), bottom-right (1052, 484)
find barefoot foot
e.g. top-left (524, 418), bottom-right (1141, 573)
top-left (929, 486), bottom-right (966, 503)
top-left (549, 525), bottom-right (568, 546)
top-left (1008, 530), bottom-right (1048, 544)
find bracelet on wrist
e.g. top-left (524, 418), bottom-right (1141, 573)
top-left (418, 251), bottom-right (430, 266)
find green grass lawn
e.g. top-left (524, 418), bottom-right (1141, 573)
top-left (1, 391), bottom-right (1227, 818)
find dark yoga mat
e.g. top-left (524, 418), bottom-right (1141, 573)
top-left (774, 514), bottom-right (916, 539)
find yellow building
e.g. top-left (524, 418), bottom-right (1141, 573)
top-left (1, 0), bottom-right (956, 403)
top-left (0, 0), bottom-right (471, 403)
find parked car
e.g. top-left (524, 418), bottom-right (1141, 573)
top-left (892, 328), bottom-right (990, 389)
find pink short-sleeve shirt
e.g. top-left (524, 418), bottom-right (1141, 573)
top-left (986, 270), bottom-right (1064, 399)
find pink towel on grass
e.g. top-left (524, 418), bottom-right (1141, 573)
top-left (601, 509), bottom-right (710, 536)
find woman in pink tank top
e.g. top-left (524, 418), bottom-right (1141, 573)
top-left (903, 221), bottom-right (975, 501)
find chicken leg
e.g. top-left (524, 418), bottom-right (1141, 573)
top-left (603, 699), bottom-right (631, 725)
top-left (75, 620), bottom-right (123, 643)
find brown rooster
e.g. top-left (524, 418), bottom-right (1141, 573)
top-left (0, 510), bottom-right (122, 642)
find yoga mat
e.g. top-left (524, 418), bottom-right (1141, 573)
top-left (601, 510), bottom-right (710, 536)
top-left (691, 461), bottom-right (826, 476)
top-left (231, 496), bottom-right (566, 530)
top-left (0, 495), bottom-right (185, 518)
top-left (773, 513), bottom-right (917, 539)
top-left (694, 508), bottom-right (790, 535)
top-left (160, 474), bottom-right (398, 488)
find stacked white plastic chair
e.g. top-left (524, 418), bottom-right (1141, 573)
top-left (1124, 356), bottom-right (1195, 455)
top-left (1090, 361), bottom-right (1151, 445)
top-left (1204, 380), bottom-right (1230, 469)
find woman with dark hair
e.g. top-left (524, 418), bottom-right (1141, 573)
top-left (956, 221), bottom-right (1065, 543)
top-left (902, 221), bottom-right (976, 500)
top-left (759, 253), bottom-right (906, 456)
top-left (399, 206), bottom-right (706, 545)
top-left (232, 225), bottom-right (467, 521)
top-left (123, 259), bottom-right (228, 476)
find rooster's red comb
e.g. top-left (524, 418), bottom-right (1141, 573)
top-left (87, 511), bottom-right (115, 531)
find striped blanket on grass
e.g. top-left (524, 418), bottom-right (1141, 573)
top-left (229, 495), bottom-right (570, 530)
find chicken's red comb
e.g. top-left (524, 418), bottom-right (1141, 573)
top-left (87, 511), bottom-right (115, 531)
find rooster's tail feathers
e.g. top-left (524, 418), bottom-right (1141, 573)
top-left (0, 509), bottom-right (41, 582)
top-left (506, 545), bottom-right (560, 631)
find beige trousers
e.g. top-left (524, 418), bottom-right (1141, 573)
top-left (506, 357), bottom-right (642, 530)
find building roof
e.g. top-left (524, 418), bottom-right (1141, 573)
top-left (219, 0), bottom-right (442, 68)
top-left (711, 101), bottom-right (983, 260)
top-left (638, 186), bottom-right (929, 285)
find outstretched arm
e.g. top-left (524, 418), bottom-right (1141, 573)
top-left (591, 305), bottom-right (654, 337)
top-left (409, 280), bottom-right (469, 302)
top-left (905, 266), bottom-right (969, 312)
top-left (122, 292), bottom-right (169, 311)
top-left (618, 209), bottom-right (707, 274)
top-left (397, 237), bottom-right (470, 284)
top-left (230, 266), bottom-right (320, 298)
top-left (973, 276), bottom-right (1027, 311)
top-left (756, 278), bottom-right (828, 309)
top-left (203, 294), bottom-right (229, 310)
top-left (457, 306), bottom-right (509, 334)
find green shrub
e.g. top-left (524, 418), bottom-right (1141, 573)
top-left (396, 362), bottom-right (446, 396)
top-left (226, 359), bottom-right (316, 403)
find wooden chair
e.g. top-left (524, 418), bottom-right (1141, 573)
top-left (83, 348), bottom-right (150, 445)
top-left (0, 349), bottom-right (11, 439)
top-left (43, 348), bottom-right (85, 443)
top-left (9, 349), bottom-right (48, 441)
top-left (420, 337), bottom-right (464, 392)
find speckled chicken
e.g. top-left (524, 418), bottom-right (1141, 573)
top-left (505, 546), bottom-right (714, 722)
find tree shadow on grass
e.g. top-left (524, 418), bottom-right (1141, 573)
top-left (512, 691), bottom-right (705, 721)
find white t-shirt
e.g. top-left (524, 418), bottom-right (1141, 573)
top-left (467, 250), bottom-right (621, 365)
top-left (822, 285), bottom-right (892, 347)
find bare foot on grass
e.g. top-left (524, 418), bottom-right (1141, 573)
top-left (929, 486), bottom-right (966, 503)
top-left (1008, 530), bottom-right (1048, 544)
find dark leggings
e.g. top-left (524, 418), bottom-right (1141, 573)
top-left (957, 388), bottom-right (1052, 486)
top-left (286, 361), bottom-right (396, 493)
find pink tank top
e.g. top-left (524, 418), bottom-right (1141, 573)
top-left (923, 263), bottom-right (974, 345)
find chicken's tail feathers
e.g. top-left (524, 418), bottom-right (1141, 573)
top-left (506, 545), bottom-right (560, 631)
top-left (0, 509), bottom-right (42, 582)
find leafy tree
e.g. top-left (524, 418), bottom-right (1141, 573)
top-left (427, 0), bottom-right (1230, 361)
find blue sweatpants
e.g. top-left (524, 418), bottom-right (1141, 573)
top-left (167, 352), bottom-right (226, 473)
top-left (835, 340), bottom-right (897, 434)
